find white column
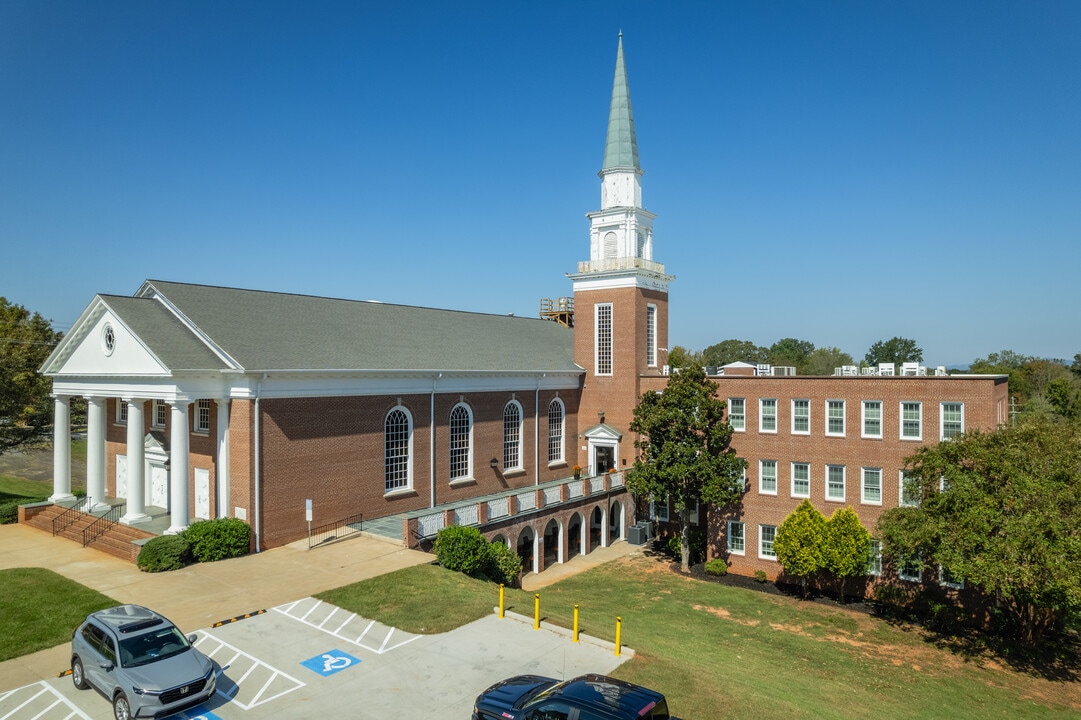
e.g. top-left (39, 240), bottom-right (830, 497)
top-left (166, 400), bottom-right (191, 534)
top-left (121, 400), bottom-right (150, 525)
top-left (85, 397), bottom-right (108, 511)
top-left (216, 398), bottom-right (230, 518)
top-left (50, 395), bottom-right (75, 503)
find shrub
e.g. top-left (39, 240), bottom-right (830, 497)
top-left (0, 497), bottom-right (49, 525)
top-left (485, 541), bottom-right (523, 586)
top-left (754, 569), bottom-right (768, 583)
top-left (137, 535), bottom-right (193, 572)
top-left (664, 527), bottom-right (707, 564)
top-left (704, 558), bottom-right (728, 576)
top-left (180, 518), bottom-right (251, 562)
top-left (434, 525), bottom-right (490, 576)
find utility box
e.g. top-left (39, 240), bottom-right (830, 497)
top-left (627, 525), bottom-right (647, 545)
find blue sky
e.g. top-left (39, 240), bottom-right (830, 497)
top-left (2, 1), bottom-right (1078, 367)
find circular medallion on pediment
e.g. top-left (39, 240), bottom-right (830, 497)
top-left (102, 323), bottom-right (116, 356)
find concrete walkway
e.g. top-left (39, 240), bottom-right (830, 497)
top-left (0, 522), bottom-right (641, 690)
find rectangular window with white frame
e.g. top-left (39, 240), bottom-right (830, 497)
top-left (862, 400), bottom-right (882, 438)
top-left (115, 400), bottom-right (127, 425)
top-left (868, 539), bottom-right (883, 576)
top-left (940, 402), bottom-right (964, 440)
top-left (901, 401), bottom-right (922, 440)
top-left (791, 399), bottom-right (810, 434)
top-left (861, 467), bottom-right (882, 505)
top-left (759, 524), bottom-right (777, 559)
top-left (791, 462), bottom-right (810, 498)
top-left (153, 400), bottom-right (167, 428)
top-left (826, 464), bottom-right (845, 502)
top-left (645, 304), bottom-right (657, 367)
top-left (759, 399), bottom-right (777, 433)
top-left (940, 566), bottom-right (964, 589)
top-left (728, 521), bottom-right (745, 555)
top-left (728, 398), bottom-right (745, 431)
top-left (899, 470), bottom-right (921, 507)
top-left (195, 399), bottom-right (211, 434)
top-left (826, 399), bottom-right (845, 436)
top-left (759, 460), bottom-right (777, 495)
top-left (652, 497), bottom-right (669, 523)
top-left (595, 303), bottom-right (613, 376)
top-left (899, 555), bottom-right (922, 582)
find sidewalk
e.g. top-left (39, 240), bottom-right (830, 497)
top-left (0, 523), bottom-right (432, 688)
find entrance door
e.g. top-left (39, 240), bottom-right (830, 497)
top-left (149, 464), bottom-right (168, 508)
top-left (194, 468), bottom-right (210, 520)
top-left (593, 445), bottom-right (616, 475)
top-left (116, 455), bottom-right (128, 499)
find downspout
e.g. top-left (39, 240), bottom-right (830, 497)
top-left (534, 375), bottom-right (541, 485)
top-left (254, 374), bottom-right (265, 552)
top-left (431, 373), bottom-right (440, 508)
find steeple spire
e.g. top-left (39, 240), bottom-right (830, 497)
top-left (602, 32), bottom-right (640, 171)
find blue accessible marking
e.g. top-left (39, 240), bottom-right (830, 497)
top-left (300, 649), bottom-right (362, 677)
top-left (174, 708), bottom-right (222, 720)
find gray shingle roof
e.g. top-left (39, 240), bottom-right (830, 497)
top-left (138, 280), bottom-right (579, 374)
top-left (101, 296), bottom-right (230, 371)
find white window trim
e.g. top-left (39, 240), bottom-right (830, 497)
top-left (652, 497), bottom-right (669, 523)
top-left (114, 400), bottom-right (127, 426)
top-left (758, 460), bottom-right (778, 496)
top-left (194, 399), bottom-right (211, 434)
top-left (861, 400), bottom-right (883, 439)
top-left (645, 303), bottom-right (657, 368)
top-left (449, 402), bottom-right (474, 484)
top-left (790, 462), bottom-right (810, 499)
top-left (502, 399), bottom-right (524, 471)
top-left (791, 399), bottom-right (810, 435)
top-left (547, 398), bottom-right (565, 465)
top-left (729, 398), bottom-right (746, 432)
top-left (825, 399), bottom-right (846, 437)
top-left (861, 466), bottom-right (882, 506)
top-left (940, 401), bottom-right (964, 441)
top-left (939, 566), bottom-right (964, 590)
top-left (728, 521), bottom-right (745, 555)
top-left (759, 398), bottom-right (777, 434)
top-left (868, 539), bottom-right (883, 576)
top-left (900, 401), bottom-right (923, 441)
top-left (384, 405), bottom-right (414, 493)
top-left (899, 555), bottom-right (922, 582)
top-left (594, 303), bottom-right (613, 377)
top-left (899, 470), bottom-right (920, 507)
top-left (758, 524), bottom-right (777, 560)
top-left (826, 464), bottom-right (846, 502)
top-left (152, 400), bottom-right (167, 429)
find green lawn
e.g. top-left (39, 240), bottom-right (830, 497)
top-left (319, 556), bottom-right (1081, 719)
top-left (0, 568), bottom-right (117, 661)
top-left (0, 474), bottom-right (51, 502)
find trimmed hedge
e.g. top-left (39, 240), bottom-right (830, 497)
top-left (137, 535), bottom-right (193, 572)
top-left (180, 518), bottom-right (251, 562)
top-left (434, 525), bottom-right (490, 576)
top-left (0, 497), bottom-right (49, 525)
top-left (704, 558), bottom-right (728, 576)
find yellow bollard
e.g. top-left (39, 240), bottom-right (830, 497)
top-left (614, 616), bottom-right (622, 656)
top-left (573, 604), bottom-right (580, 643)
top-left (534, 594), bottom-right (541, 630)
top-left (499, 584), bottom-right (505, 618)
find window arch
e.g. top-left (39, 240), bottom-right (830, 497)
top-left (503, 400), bottom-right (523, 470)
top-left (547, 398), bottom-right (565, 463)
top-left (449, 403), bottom-right (472, 482)
top-left (603, 231), bottom-right (618, 259)
top-left (384, 407), bottom-right (412, 492)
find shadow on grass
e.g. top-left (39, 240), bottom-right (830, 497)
top-left (642, 542), bottom-right (1081, 683)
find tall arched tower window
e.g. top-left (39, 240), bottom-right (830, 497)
top-left (547, 398), bottom-right (565, 463)
top-left (449, 403), bottom-right (472, 482)
top-left (503, 401), bottom-right (523, 470)
top-left (384, 407), bottom-right (412, 492)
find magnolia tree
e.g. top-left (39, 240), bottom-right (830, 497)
top-left (774, 500), bottom-right (826, 598)
top-left (626, 365), bottom-right (747, 572)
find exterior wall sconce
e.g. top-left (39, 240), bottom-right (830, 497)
top-left (490, 458), bottom-right (499, 469)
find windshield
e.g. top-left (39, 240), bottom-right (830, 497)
top-left (119, 626), bottom-right (190, 667)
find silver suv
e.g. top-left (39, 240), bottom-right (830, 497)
top-left (70, 605), bottom-right (216, 720)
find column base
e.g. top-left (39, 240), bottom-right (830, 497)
top-left (120, 513), bottom-right (152, 526)
top-left (49, 492), bottom-right (77, 504)
top-left (164, 524), bottom-right (188, 535)
top-left (88, 501), bottom-right (111, 513)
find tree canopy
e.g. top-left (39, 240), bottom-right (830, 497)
top-left (823, 507), bottom-right (872, 604)
top-left (774, 499), bottom-right (826, 597)
top-left (767, 338), bottom-right (815, 373)
top-left (865, 336), bottom-right (923, 367)
top-left (805, 346), bottom-right (854, 376)
top-left (877, 414), bottom-right (1081, 643)
top-left (626, 365), bottom-right (747, 571)
top-left (970, 349), bottom-right (1081, 421)
top-left (0, 298), bottom-right (61, 455)
top-left (701, 339), bottom-right (768, 368)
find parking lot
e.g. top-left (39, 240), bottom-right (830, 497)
top-left (1, 598), bottom-right (628, 719)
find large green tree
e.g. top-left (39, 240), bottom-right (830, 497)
top-left (878, 415), bottom-right (1081, 643)
top-left (626, 365), bottom-right (747, 572)
top-left (774, 499), bottom-right (826, 598)
top-left (865, 336), bottom-right (923, 367)
top-left (805, 346), bottom-right (854, 376)
top-left (0, 298), bottom-right (61, 455)
top-left (701, 339), bottom-right (768, 368)
top-left (823, 507), bottom-right (872, 604)
top-left (768, 338), bottom-right (815, 373)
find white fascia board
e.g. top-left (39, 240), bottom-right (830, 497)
top-left (48, 301), bottom-right (171, 378)
top-left (569, 271), bottom-right (672, 293)
top-left (233, 370), bottom-right (582, 400)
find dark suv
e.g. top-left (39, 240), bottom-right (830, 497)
top-left (70, 605), bottom-right (216, 720)
top-left (473, 674), bottom-right (679, 720)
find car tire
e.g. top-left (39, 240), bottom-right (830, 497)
top-left (112, 691), bottom-right (131, 720)
top-left (71, 658), bottom-right (88, 690)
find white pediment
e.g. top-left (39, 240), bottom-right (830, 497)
top-left (55, 308), bottom-right (168, 377)
top-left (582, 423), bottom-right (623, 442)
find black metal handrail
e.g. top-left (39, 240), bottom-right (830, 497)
top-left (308, 512), bottom-right (363, 549)
top-left (51, 497), bottom-right (90, 535)
top-left (82, 503), bottom-right (125, 547)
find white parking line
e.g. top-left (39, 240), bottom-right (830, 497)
top-left (271, 598), bottom-right (422, 655)
top-left (0, 682), bottom-right (92, 720)
top-left (193, 631), bottom-right (306, 710)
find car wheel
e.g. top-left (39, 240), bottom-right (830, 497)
top-left (112, 691), bottom-right (131, 720)
top-left (71, 658), bottom-right (88, 690)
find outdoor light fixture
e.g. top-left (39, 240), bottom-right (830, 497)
top-left (490, 458), bottom-right (498, 469)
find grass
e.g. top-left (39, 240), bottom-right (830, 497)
top-left (319, 555), bottom-right (1081, 719)
top-left (0, 474), bottom-right (51, 502)
top-left (0, 568), bottom-right (117, 662)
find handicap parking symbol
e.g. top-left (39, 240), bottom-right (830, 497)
top-left (300, 649), bottom-right (361, 677)
top-left (175, 708), bottom-right (222, 720)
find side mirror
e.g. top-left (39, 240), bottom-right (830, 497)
top-left (188, 634), bottom-right (198, 644)
top-left (99, 662), bottom-right (114, 671)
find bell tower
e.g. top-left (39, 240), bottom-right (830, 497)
top-left (572, 33), bottom-right (673, 476)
